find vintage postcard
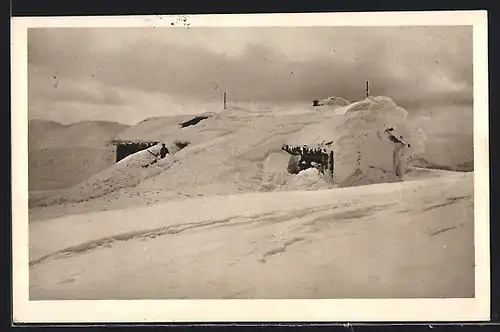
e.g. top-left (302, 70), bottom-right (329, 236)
top-left (11, 11), bottom-right (490, 323)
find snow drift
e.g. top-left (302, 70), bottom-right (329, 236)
top-left (260, 152), bottom-right (333, 192)
top-left (29, 172), bottom-right (474, 299)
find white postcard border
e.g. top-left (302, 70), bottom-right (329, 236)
top-left (11, 10), bottom-right (490, 323)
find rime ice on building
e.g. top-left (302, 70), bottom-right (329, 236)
top-left (283, 96), bottom-right (426, 187)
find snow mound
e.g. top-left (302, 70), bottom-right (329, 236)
top-left (318, 96), bottom-right (351, 107)
top-left (260, 152), bottom-right (332, 192)
top-left (345, 96), bottom-right (408, 126)
top-left (259, 152), bottom-right (294, 191)
top-left (262, 152), bottom-right (291, 180)
top-left (282, 168), bottom-right (333, 191)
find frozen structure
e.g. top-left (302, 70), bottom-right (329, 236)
top-left (111, 113), bottom-right (215, 163)
top-left (284, 96), bottom-right (426, 187)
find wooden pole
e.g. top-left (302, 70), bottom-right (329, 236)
top-left (366, 80), bottom-right (370, 98)
top-left (223, 92), bottom-right (227, 109)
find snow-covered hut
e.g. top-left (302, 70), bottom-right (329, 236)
top-left (111, 113), bottom-right (216, 163)
top-left (283, 96), bottom-right (426, 187)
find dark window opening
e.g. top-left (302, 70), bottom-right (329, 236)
top-left (386, 131), bottom-right (405, 145)
top-left (180, 116), bottom-right (209, 128)
top-left (174, 141), bottom-right (189, 150)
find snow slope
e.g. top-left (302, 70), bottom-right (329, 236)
top-left (30, 172), bottom-right (474, 300)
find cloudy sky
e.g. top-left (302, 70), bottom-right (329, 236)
top-left (28, 25), bottom-right (473, 128)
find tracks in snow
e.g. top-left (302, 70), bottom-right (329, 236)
top-left (29, 205), bottom-right (332, 266)
top-left (29, 186), bottom-right (472, 267)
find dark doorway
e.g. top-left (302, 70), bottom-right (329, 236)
top-left (115, 141), bottom-right (158, 163)
top-left (282, 144), bottom-right (331, 175)
top-left (329, 151), bottom-right (334, 175)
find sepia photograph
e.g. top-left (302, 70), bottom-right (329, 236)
top-left (12, 11), bottom-right (489, 323)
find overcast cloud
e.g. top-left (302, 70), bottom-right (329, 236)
top-left (28, 26), bottom-right (472, 125)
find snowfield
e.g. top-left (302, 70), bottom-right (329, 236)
top-left (30, 172), bottom-right (474, 300)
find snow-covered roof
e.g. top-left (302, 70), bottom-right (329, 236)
top-left (286, 96), bottom-right (411, 148)
top-left (317, 96), bottom-right (351, 107)
top-left (113, 112), bottom-right (216, 143)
